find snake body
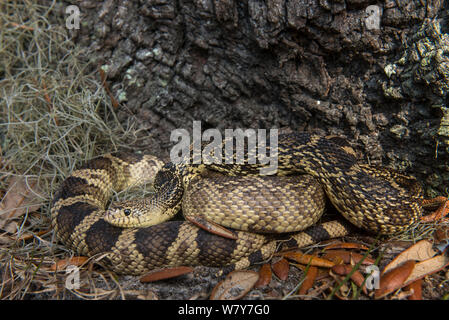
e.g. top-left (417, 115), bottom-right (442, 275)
top-left (183, 172), bottom-right (327, 233)
top-left (51, 132), bottom-right (424, 275)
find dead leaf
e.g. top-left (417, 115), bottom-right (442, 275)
top-left (375, 260), bottom-right (415, 299)
top-left (17, 229), bottom-right (50, 241)
top-left (283, 251), bottom-right (335, 268)
top-left (50, 256), bottom-right (89, 271)
top-left (434, 226), bottom-right (449, 242)
top-left (422, 196), bottom-right (448, 209)
top-left (382, 240), bottom-right (436, 275)
top-left (324, 242), bottom-right (369, 251)
top-left (404, 279), bottom-right (422, 300)
top-left (40, 81), bottom-right (59, 125)
top-left (271, 258), bottom-right (289, 281)
top-left (99, 67), bottom-right (119, 108)
top-left (255, 263), bottom-right (272, 288)
top-left (210, 270), bottom-right (259, 300)
top-left (421, 196), bottom-right (448, 221)
top-left (186, 215), bottom-right (237, 239)
top-left (292, 263), bottom-right (330, 280)
top-left (331, 264), bottom-right (353, 275)
top-left (0, 176), bottom-right (43, 233)
top-left (322, 250), bottom-right (375, 265)
top-left (298, 266), bottom-right (318, 296)
top-left (331, 264), bottom-right (367, 294)
top-left (321, 252), bottom-right (344, 265)
top-left (9, 22), bottom-right (35, 31)
top-left (140, 266), bottom-right (193, 283)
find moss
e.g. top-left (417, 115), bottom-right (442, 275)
top-left (398, 20), bottom-right (449, 99)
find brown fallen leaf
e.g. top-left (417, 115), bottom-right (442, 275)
top-left (304, 277), bottom-right (334, 298)
top-left (0, 176), bottom-right (43, 234)
top-left (271, 258), bottom-right (289, 281)
top-left (283, 251), bottom-right (335, 268)
top-left (321, 253), bottom-right (344, 265)
top-left (292, 263), bottom-right (330, 281)
top-left (210, 270), bottom-right (259, 300)
top-left (434, 226), bottom-right (449, 242)
top-left (421, 197), bottom-right (449, 221)
top-left (140, 266), bottom-right (193, 283)
top-left (324, 242), bottom-right (369, 251)
top-left (255, 263), bottom-right (272, 288)
top-left (333, 292), bottom-right (349, 300)
top-left (50, 256), bottom-right (89, 271)
top-left (322, 250), bottom-right (375, 266)
top-left (328, 273), bottom-right (351, 300)
top-left (382, 240), bottom-right (436, 275)
top-left (375, 260), bottom-right (416, 299)
top-left (331, 264), bottom-right (367, 294)
top-left (422, 196), bottom-right (448, 209)
top-left (402, 254), bottom-right (449, 287)
top-left (404, 279), bottom-right (422, 300)
top-left (298, 266), bottom-right (318, 296)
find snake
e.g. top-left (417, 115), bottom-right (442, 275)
top-left (51, 132), bottom-right (424, 275)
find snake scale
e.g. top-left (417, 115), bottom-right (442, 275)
top-left (51, 132), bottom-right (424, 275)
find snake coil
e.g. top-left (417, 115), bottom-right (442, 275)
top-left (51, 133), bottom-right (423, 275)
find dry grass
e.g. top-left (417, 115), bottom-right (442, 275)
top-left (0, 1), bottom-right (144, 299)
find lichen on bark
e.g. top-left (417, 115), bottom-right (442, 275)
top-left (67, 0), bottom-right (449, 196)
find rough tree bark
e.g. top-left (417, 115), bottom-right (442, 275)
top-left (69, 0), bottom-right (449, 197)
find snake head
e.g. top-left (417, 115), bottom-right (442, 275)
top-left (104, 199), bottom-right (169, 228)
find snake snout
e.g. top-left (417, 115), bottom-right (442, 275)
top-left (104, 200), bottom-right (172, 228)
top-left (104, 206), bottom-right (130, 226)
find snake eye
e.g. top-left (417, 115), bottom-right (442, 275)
top-left (124, 209), bottom-right (131, 216)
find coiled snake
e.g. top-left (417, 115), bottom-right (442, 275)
top-left (51, 132), bottom-right (424, 275)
